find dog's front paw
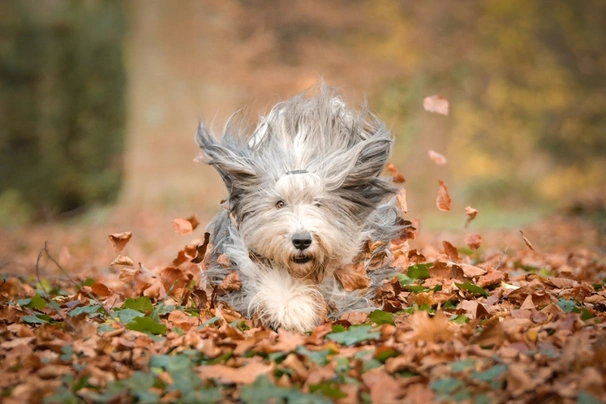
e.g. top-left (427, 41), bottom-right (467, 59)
top-left (250, 269), bottom-right (325, 333)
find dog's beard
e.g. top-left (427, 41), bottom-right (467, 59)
top-left (287, 252), bottom-right (327, 283)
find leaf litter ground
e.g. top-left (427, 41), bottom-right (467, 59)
top-left (1, 208), bottom-right (605, 403)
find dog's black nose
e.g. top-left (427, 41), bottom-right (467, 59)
top-left (292, 232), bottom-right (312, 251)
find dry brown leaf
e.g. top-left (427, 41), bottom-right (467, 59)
top-left (196, 361), bottom-right (272, 384)
top-left (385, 162), bottom-right (405, 183)
top-left (217, 254), bottom-right (231, 268)
top-left (409, 310), bottom-right (454, 342)
top-left (464, 232), bottom-right (482, 250)
top-left (334, 262), bottom-right (370, 292)
top-left (427, 150), bottom-right (448, 165)
top-left (361, 368), bottom-right (403, 404)
top-left (442, 240), bottom-right (460, 261)
top-left (477, 270), bottom-right (504, 287)
top-left (90, 283), bottom-right (111, 297)
top-left (220, 271), bottom-right (242, 292)
top-left (172, 216), bottom-right (198, 235)
top-left (191, 232), bottom-right (210, 264)
top-left (458, 263), bottom-right (487, 277)
top-left (423, 94), bottom-right (449, 115)
top-left (436, 180), bottom-right (452, 211)
top-left (111, 255), bottom-right (134, 267)
top-left (396, 188), bottom-right (408, 214)
top-left (520, 230), bottom-right (536, 252)
top-left (108, 232), bottom-right (132, 254)
top-left (465, 206), bottom-right (479, 228)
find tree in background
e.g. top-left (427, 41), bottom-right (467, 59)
top-left (0, 0), bottom-right (126, 223)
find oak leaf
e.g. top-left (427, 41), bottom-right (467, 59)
top-left (436, 180), bottom-right (452, 211)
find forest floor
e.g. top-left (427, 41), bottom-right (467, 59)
top-left (1, 205), bottom-right (605, 403)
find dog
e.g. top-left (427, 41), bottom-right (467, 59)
top-left (196, 84), bottom-right (406, 332)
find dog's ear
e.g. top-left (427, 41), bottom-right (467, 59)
top-left (341, 135), bottom-right (392, 186)
top-left (196, 123), bottom-right (258, 189)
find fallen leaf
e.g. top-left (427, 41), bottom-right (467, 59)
top-left (520, 230), bottom-right (536, 252)
top-left (91, 283), bottom-right (111, 297)
top-left (465, 206), bottom-right (479, 228)
top-left (111, 255), bottom-right (134, 267)
top-left (197, 361), bottom-right (272, 384)
top-left (428, 150), bottom-right (447, 165)
top-left (442, 241), bottom-right (460, 261)
top-left (191, 232), bottom-right (211, 263)
top-left (334, 262), bottom-right (370, 292)
top-left (220, 271), bottom-right (242, 292)
top-left (172, 215), bottom-right (199, 235)
top-left (423, 94), bottom-right (449, 115)
top-left (464, 233), bottom-right (482, 250)
top-left (396, 188), bottom-right (408, 214)
top-left (385, 163), bottom-right (405, 183)
top-left (409, 310), bottom-right (454, 342)
top-left (108, 232), bottom-right (132, 254)
top-left (436, 180), bottom-right (452, 211)
top-left (217, 254), bottom-right (231, 268)
top-left (362, 368), bottom-right (403, 403)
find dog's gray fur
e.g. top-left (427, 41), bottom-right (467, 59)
top-left (196, 84), bottom-right (405, 332)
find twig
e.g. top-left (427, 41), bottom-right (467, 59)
top-left (43, 241), bottom-right (119, 323)
top-left (35, 249), bottom-right (66, 322)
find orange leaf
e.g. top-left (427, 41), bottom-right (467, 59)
top-left (464, 233), bottom-right (482, 250)
top-left (334, 262), bottom-right (370, 292)
top-left (442, 240), bottom-right (459, 261)
top-left (172, 218), bottom-right (193, 235)
top-left (91, 282), bottom-right (111, 297)
top-left (111, 255), bottom-right (134, 267)
top-left (464, 206), bottom-right (479, 228)
top-left (385, 163), bottom-right (405, 183)
top-left (396, 188), bottom-right (408, 214)
top-left (196, 362), bottom-right (272, 385)
top-left (220, 271), bottom-right (242, 292)
top-left (108, 232), bottom-right (132, 254)
top-left (423, 94), bottom-right (449, 115)
top-left (520, 230), bottom-right (536, 252)
top-left (217, 254), bottom-right (231, 268)
top-left (427, 150), bottom-right (447, 165)
top-left (436, 180), bottom-right (452, 211)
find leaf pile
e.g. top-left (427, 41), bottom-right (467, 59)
top-left (1, 215), bottom-right (606, 403)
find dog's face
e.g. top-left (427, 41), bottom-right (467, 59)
top-left (197, 85), bottom-right (396, 284)
top-left (237, 171), bottom-right (363, 283)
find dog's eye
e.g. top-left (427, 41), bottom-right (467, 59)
top-left (275, 200), bottom-right (286, 209)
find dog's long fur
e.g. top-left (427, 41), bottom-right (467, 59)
top-left (197, 85), bottom-right (405, 332)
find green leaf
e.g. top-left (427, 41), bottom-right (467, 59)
top-left (296, 347), bottom-right (335, 366)
top-left (471, 364), bottom-right (508, 389)
top-left (27, 294), bottom-right (48, 309)
top-left (23, 314), bottom-right (49, 324)
top-left (362, 358), bottom-right (382, 373)
top-left (374, 347), bottom-right (398, 362)
top-left (331, 324), bottom-right (347, 333)
top-left (443, 300), bottom-right (456, 309)
top-left (200, 316), bottom-right (221, 328)
top-left (557, 298), bottom-right (576, 313)
top-left (395, 273), bottom-right (414, 286)
top-left (122, 296), bottom-right (153, 313)
top-left (430, 377), bottom-right (466, 396)
top-left (451, 314), bottom-right (470, 324)
top-left (326, 324), bottom-right (380, 346)
top-left (17, 297), bottom-right (32, 306)
top-left (126, 316), bottom-right (166, 335)
top-left (455, 282), bottom-right (489, 297)
top-left (450, 358), bottom-right (475, 373)
top-left (116, 308), bottom-right (145, 323)
top-left (577, 391), bottom-right (603, 404)
top-left (82, 278), bottom-right (96, 287)
top-left (405, 285), bottom-right (425, 293)
top-left (69, 304), bottom-right (101, 317)
top-left (407, 263), bottom-right (433, 279)
top-left (369, 310), bottom-right (394, 325)
top-left (581, 308), bottom-right (594, 321)
top-left (309, 382), bottom-right (347, 399)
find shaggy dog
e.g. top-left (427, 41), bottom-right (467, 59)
top-left (196, 85), bottom-right (406, 332)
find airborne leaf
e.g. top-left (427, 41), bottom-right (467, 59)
top-left (423, 94), bottom-right (449, 115)
top-left (108, 232), bottom-right (132, 254)
top-left (437, 180), bottom-right (452, 211)
top-left (428, 150), bottom-right (448, 165)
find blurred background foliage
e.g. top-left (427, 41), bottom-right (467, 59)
top-left (0, 0), bottom-right (126, 224)
top-left (0, 0), bottom-right (605, 227)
